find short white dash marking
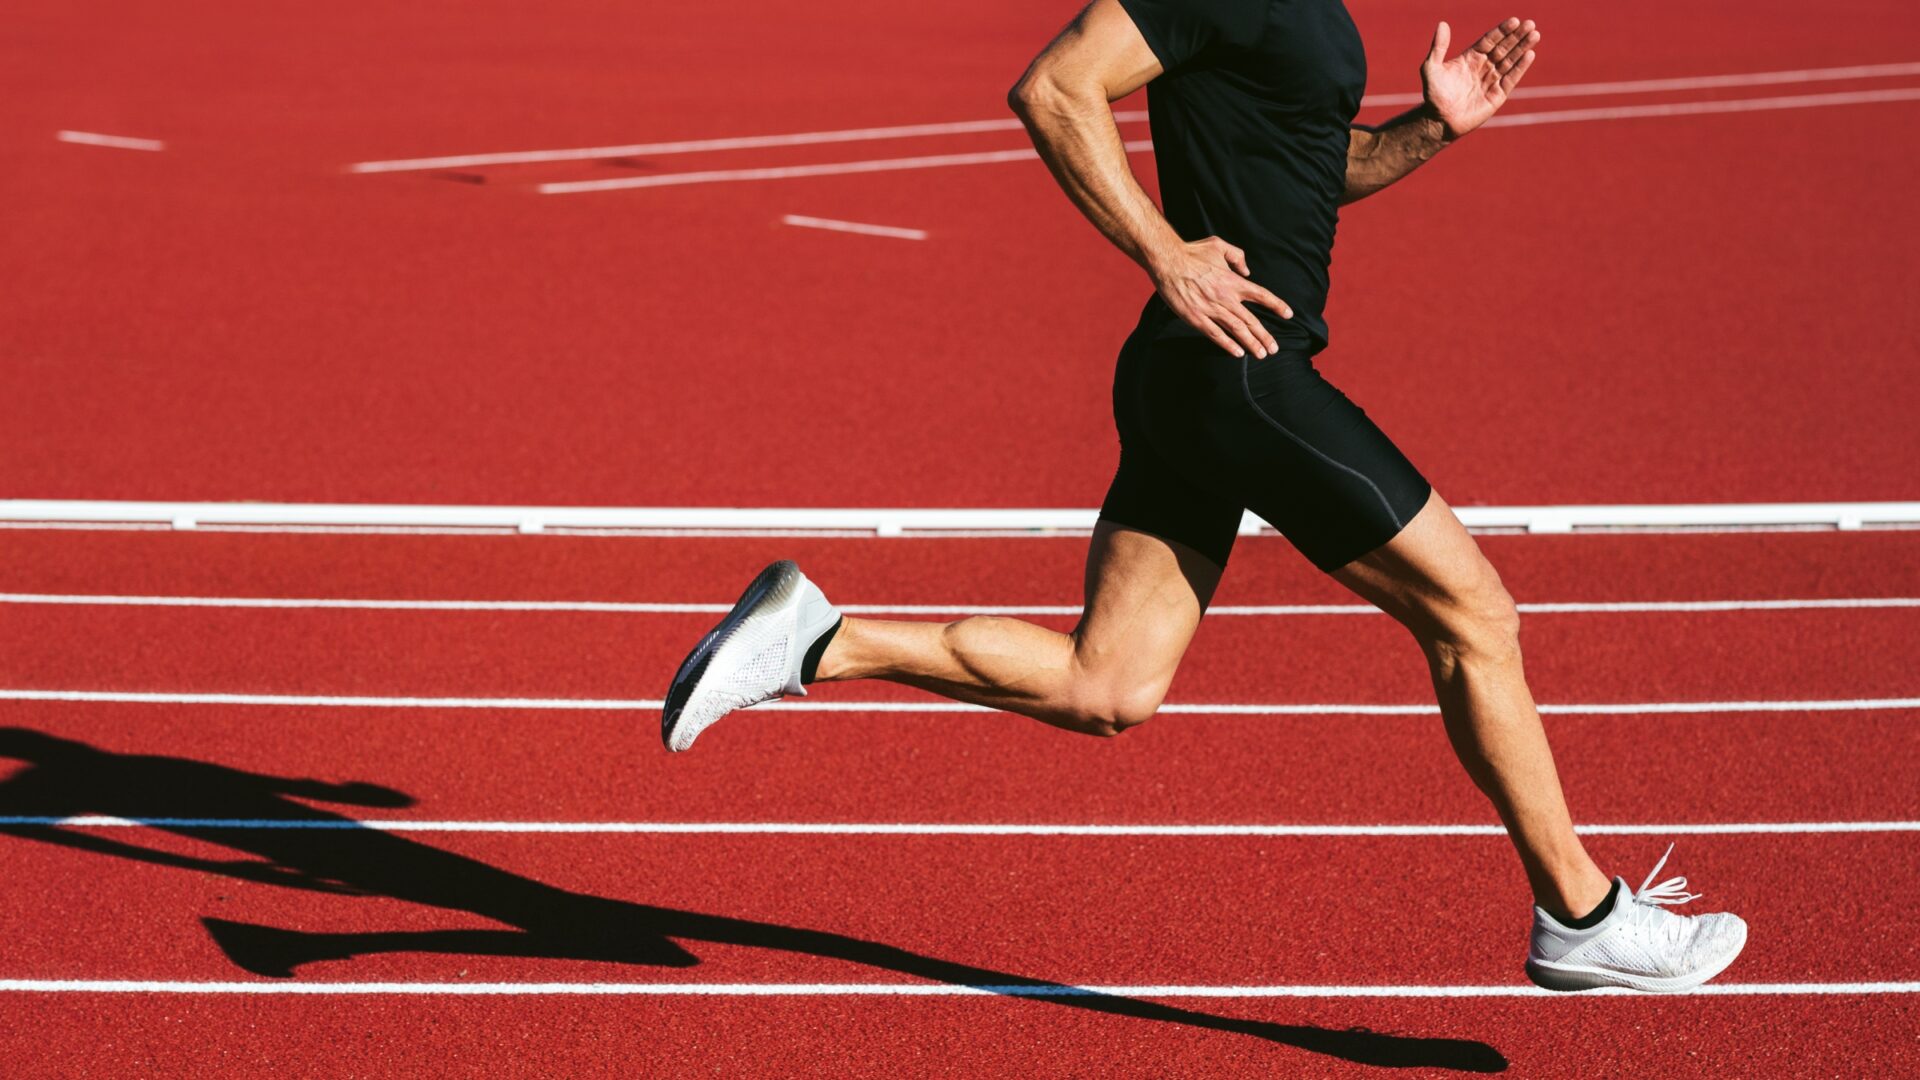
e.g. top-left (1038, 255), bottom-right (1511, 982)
top-left (56, 130), bottom-right (165, 152)
top-left (781, 214), bottom-right (928, 241)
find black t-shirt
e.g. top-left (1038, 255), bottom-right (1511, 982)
top-left (1117, 0), bottom-right (1366, 350)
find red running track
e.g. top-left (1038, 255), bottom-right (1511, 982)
top-left (4, 1), bottom-right (1919, 506)
top-left (2, 527), bottom-right (1918, 1077)
top-left (6, 0), bottom-right (1920, 1071)
top-left (5, 995), bottom-right (1917, 1077)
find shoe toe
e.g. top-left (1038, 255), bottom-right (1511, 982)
top-left (1692, 912), bottom-right (1748, 968)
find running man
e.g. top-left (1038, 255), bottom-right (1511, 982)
top-left (664, 1), bottom-right (1746, 993)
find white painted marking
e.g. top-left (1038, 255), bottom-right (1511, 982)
top-left (0, 978), bottom-right (1912, 997)
top-left (55, 130), bottom-right (165, 152)
top-left (344, 62), bottom-right (1920, 174)
top-left (535, 90), bottom-right (1920, 194)
top-left (537, 147), bottom-right (1044, 194)
top-left (7, 817), bottom-right (1916, 837)
top-left (781, 214), bottom-right (928, 241)
top-left (3, 593), bottom-right (1917, 618)
top-left (1358, 59), bottom-right (1920, 107)
top-left (1, 688), bottom-right (1915, 716)
top-left (1483, 87), bottom-right (1920, 128)
top-left (345, 114), bottom-right (1140, 174)
top-left (3, 520), bottom-right (1917, 539)
top-left (6, 499), bottom-right (1919, 534)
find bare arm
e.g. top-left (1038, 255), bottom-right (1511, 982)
top-left (1343, 17), bottom-right (1540, 204)
top-left (1008, 0), bottom-right (1291, 359)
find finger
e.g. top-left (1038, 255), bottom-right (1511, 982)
top-left (1427, 21), bottom-right (1450, 65)
top-left (1231, 304), bottom-right (1275, 358)
top-left (1499, 48), bottom-right (1537, 93)
top-left (1215, 305), bottom-right (1268, 358)
top-left (1472, 16), bottom-right (1521, 56)
top-left (1189, 310), bottom-right (1245, 357)
top-left (1241, 282), bottom-right (1294, 322)
top-left (1491, 24), bottom-right (1537, 68)
top-left (1223, 243), bottom-right (1251, 276)
top-left (1496, 30), bottom-right (1540, 73)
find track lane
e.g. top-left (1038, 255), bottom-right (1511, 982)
top-left (0, 831), bottom-right (1907, 986)
top-left (6, 993), bottom-right (1916, 1078)
top-left (3, 601), bottom-right (1915, 706)
top-left (5, 702), bottom-right (1917, 826)
top-left (5, 531), bottom-right (1920, 606)
top-left (3, 691), bottom-right (1920, 818)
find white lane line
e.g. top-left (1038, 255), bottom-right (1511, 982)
top-left (55, 130), bottom-right (165, 152)
top-left (781, 214), bottom-right (928, 241)
top-left (535, 88), bottom-right (1920, 195)
top-left (2, 689), bottom-right (1916, 715)
top-left (7, 817), bottom-right (1916, 837)
top-left (7, 499), bottom-right (1920, 533)
top-left (3, 593), bottom-right (1918, 616)
top-left (344, 115), bottom-right (1135, 174)
top-left (1482, 86), bottom-right (1920, 128)
top-left (1359, 59), bottom-right (1920, 107)
top-left (344, 61), bottom-right (1920, 174)
top-left (1, 978), bottom-right (1913, 997)
top-left (538, 147), bottom-right (1045, 194)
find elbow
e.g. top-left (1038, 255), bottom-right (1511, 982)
top-left (1007, 74), bottom-right (1042, 118)
top-left (1007, 69), bottom-right (1070, 120)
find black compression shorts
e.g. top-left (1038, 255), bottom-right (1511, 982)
top-left (1099, 329), bottom-right (1431, 573)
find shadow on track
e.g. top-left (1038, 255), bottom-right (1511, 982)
top-left (0, 728), bottom-right (1505, 1072)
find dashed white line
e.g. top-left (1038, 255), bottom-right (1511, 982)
top-left (781, 214), bottom-right (928, 241)
top-left (55, 130), bottom-right (165, 152)
top-left (1, 689), bottom-right (1915, 715)
top-left (0, 978), bottom-right (1912, 997)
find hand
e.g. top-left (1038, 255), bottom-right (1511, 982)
top-left (314, 779), bottom-right (414, 808)
top-left (1147, 237), bottom-right (1293, 358)
top-left (1422, 17), bottom-right (1540, 139)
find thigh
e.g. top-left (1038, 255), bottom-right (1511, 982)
top-left (1329, 490), bottom-right (1510, 630)
top-left (1072, 522), bottom-right (1223, 689)
top-left (1099, 331), bottom-right (1248, 570)
top-left (1228, 350), bottom-right (1432, 573)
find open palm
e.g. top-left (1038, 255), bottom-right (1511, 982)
top-left (1422, 17), bottom-right (1541, 139)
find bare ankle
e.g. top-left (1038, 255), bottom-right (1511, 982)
top-left (1535, 864), bottom-right (1614, 921)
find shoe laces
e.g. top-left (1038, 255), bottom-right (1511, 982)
top-left (1625, 842), bottom-right (1704, 945)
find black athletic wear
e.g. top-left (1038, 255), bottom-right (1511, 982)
top-left (1118, 0), bottom-right (1367, 350)
top-left (1097, 0), bottom-right (1425, 572)
top-left (1101, 331), bottom-right (1429, 572)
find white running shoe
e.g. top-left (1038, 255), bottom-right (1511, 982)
top-left (1526, 844), bottom-right (1747, 993)
top-left (662, 560), bottom-right (841, 753)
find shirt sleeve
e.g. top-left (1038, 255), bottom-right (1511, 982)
top-left (1115, 0), bottom-right (1265, 72)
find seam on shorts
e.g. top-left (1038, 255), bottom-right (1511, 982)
top-left (1238, 357), bottom-right (1404, 530)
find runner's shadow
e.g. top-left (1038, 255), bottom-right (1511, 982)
top-left (0, 728), bottom-right (1505, 1072)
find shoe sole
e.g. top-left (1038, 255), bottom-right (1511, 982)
top-left (1525, 931), bottom-right (1747, 993)
top-left (661, 560), bottom-right (802, 753)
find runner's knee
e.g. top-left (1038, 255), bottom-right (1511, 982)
top-left (1071, 676), bottom-right (1169, 737)
top-left (1419, 580), bottom-right (1522, 669)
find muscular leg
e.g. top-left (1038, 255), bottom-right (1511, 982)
top-left (1333, 490), bottom-right (1611, 920)
top-left (814, 523), bottom-right (1221, 737)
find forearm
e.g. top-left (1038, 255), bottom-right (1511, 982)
top-left (1010, 77), bottom-right (1182, 272)
top-left (1342, 104), bottom-right (1452, 204)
